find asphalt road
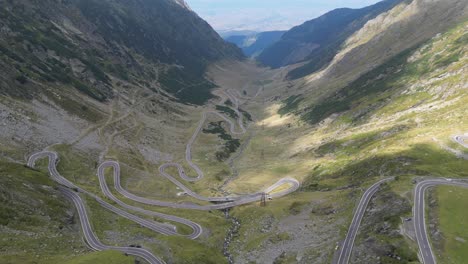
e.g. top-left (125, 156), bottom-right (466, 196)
top-left (137, 89), bottom-right (299, 209)
top-left (180, 89), bottom-right (248, 182)
top-left (414, 179), bottom-right (468, 264)
top-left (27, 90), bottom-right (300, 262)
top-left (333, 178), bottom-right (393, 264)
top-left (183, 110), bottom-right (246, 182)
top-left (452, 134), bottom-right (468, 148)
top-left (102, 159), bottom-right (299, 210)
top-left (333, 176), bottom-right (468, 264)
top-left (28, 152), bottom-right (181, 237)
top-left (97, 162), bottom-right (202, 239)
top-left (59, 186), bottom-right (165, 264)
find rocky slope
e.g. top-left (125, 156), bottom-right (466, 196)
top-left (0, 1), bottom-right (243, 263)
top-left (0, 0), bottom-right (242, 105)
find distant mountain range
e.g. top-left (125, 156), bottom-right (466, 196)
top-left (225, 31), bottom-right (285, 57)
top-left (257, 0), bottom-right (405, 79)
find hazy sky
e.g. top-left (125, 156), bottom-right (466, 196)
top-left (185, 0), bottom-right (382, 32)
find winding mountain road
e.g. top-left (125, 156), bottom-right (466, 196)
top-left (333, 178), bottom-right (394, 264)
top-left (59, 187), bottom-right (165, 264)
top-left (27, 89), bottom-right (300, 263)
top-left (181, 110), bottom-right (246, 182)
top-left (28, 152), bottom-right (187, 237)
top-left (101, 160), bottom-right (299, 210)
top-left (452, 134), bottom-right (468, 148)
top-left (334, 177), bottom-right (468, 264)
top-left (99, 88), bottom-right (299, 209)
top-left (334, 133), bottom-right (468, 264)
top-left (413, 179), bottom-right (468, 264)
top-left (97, 162), bottom-right (202, 239)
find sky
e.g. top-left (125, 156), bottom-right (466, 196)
top-left (185, 0), bottom-right (383, 32)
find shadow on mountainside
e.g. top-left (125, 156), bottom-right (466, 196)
top-left (302, 143), bottom-right (468, 192)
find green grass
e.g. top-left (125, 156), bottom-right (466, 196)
top-left (64, 250), bottom-right (134, 264)
top-left (39, 144), bottom-right (232, 263)
top-left (159, 68), bottom-right (217, 105)
top-left (278, 95), bottom-right (303, 116)
top-left (202, 121), bottom-right (241, 162)
top-left (216, 105), bottom-right (239, 119)
top-left (0, 160), bottom-right (89, 263)
top-left (301, 46), bottom-right (417, 124)
top-left (226, 22), bottom-right (467, 257)
top-left (45, 91), bottom-right (105, 123)
top-left (300, 22), bottom-right (467, 125)
top-left (51, 144), bottom-right (101, 191)
top-left (0, 8), bottom-right (113, 102)
top-left (433, 186), bottom-right (468, 264)
top-left (304, 143), bottom-right (468, 191)
top-left (240, 108), bottom-right (253, 122)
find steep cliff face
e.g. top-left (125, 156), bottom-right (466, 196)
top-left (0, 0), bottom-right (242, 105)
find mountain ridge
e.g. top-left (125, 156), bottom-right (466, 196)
top-left (0, 0), bottom-right (243, 105)
top-left (257, 0), bottom-right (405, 76)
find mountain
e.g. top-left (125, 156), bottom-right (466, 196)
top-left (0, 0), bottom-right (242, 105)
top-left (257, 0), bottom-right (404, 76)
top-left (276, 0), bottom-right (467, 118)
top-left (0, 0), bottom-right (244, 262)
top-left (1, 0), bottom-right (468, 263)
top-left (218, 30), bottom-right (258, 39)
top-left (218, 0), bottom-right (467, 262)
top-left (225, 31), bottom-right (285, 57)
top-left (173, 0), bottom-right (191, 10)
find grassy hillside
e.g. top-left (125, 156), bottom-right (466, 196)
top-left (64, 251), bottom-right (134, 264)
top-left (0, 161), bottom-right (109, 263)
top-left (215, 19), bottom-right (467, 263)
top-left (270, 18), bottom-right (466, 126)
top-left (0, 0), bottom-right (242, 105)
top-left (257, 0), bottom-right (403, 70)
top-left (431, 186), bottom-right (468, 264)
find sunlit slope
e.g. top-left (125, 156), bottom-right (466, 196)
top-left (216, 19), bottom-right (467, 264)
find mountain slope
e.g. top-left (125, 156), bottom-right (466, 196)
top-left (0, 0), bottom-right (242, 105)
top-left (1, 0), bottom-right (467, 263)
top-left (217, 16), bottom-right (467, 264)
top-left (226, 31), bottom-right (285, 57)
top-left (257, 0), bottom-right (404, 73)
top-left (270, 0), bottom-right (467, 120)
top-left (0, 3), bottom-right (244, 261)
